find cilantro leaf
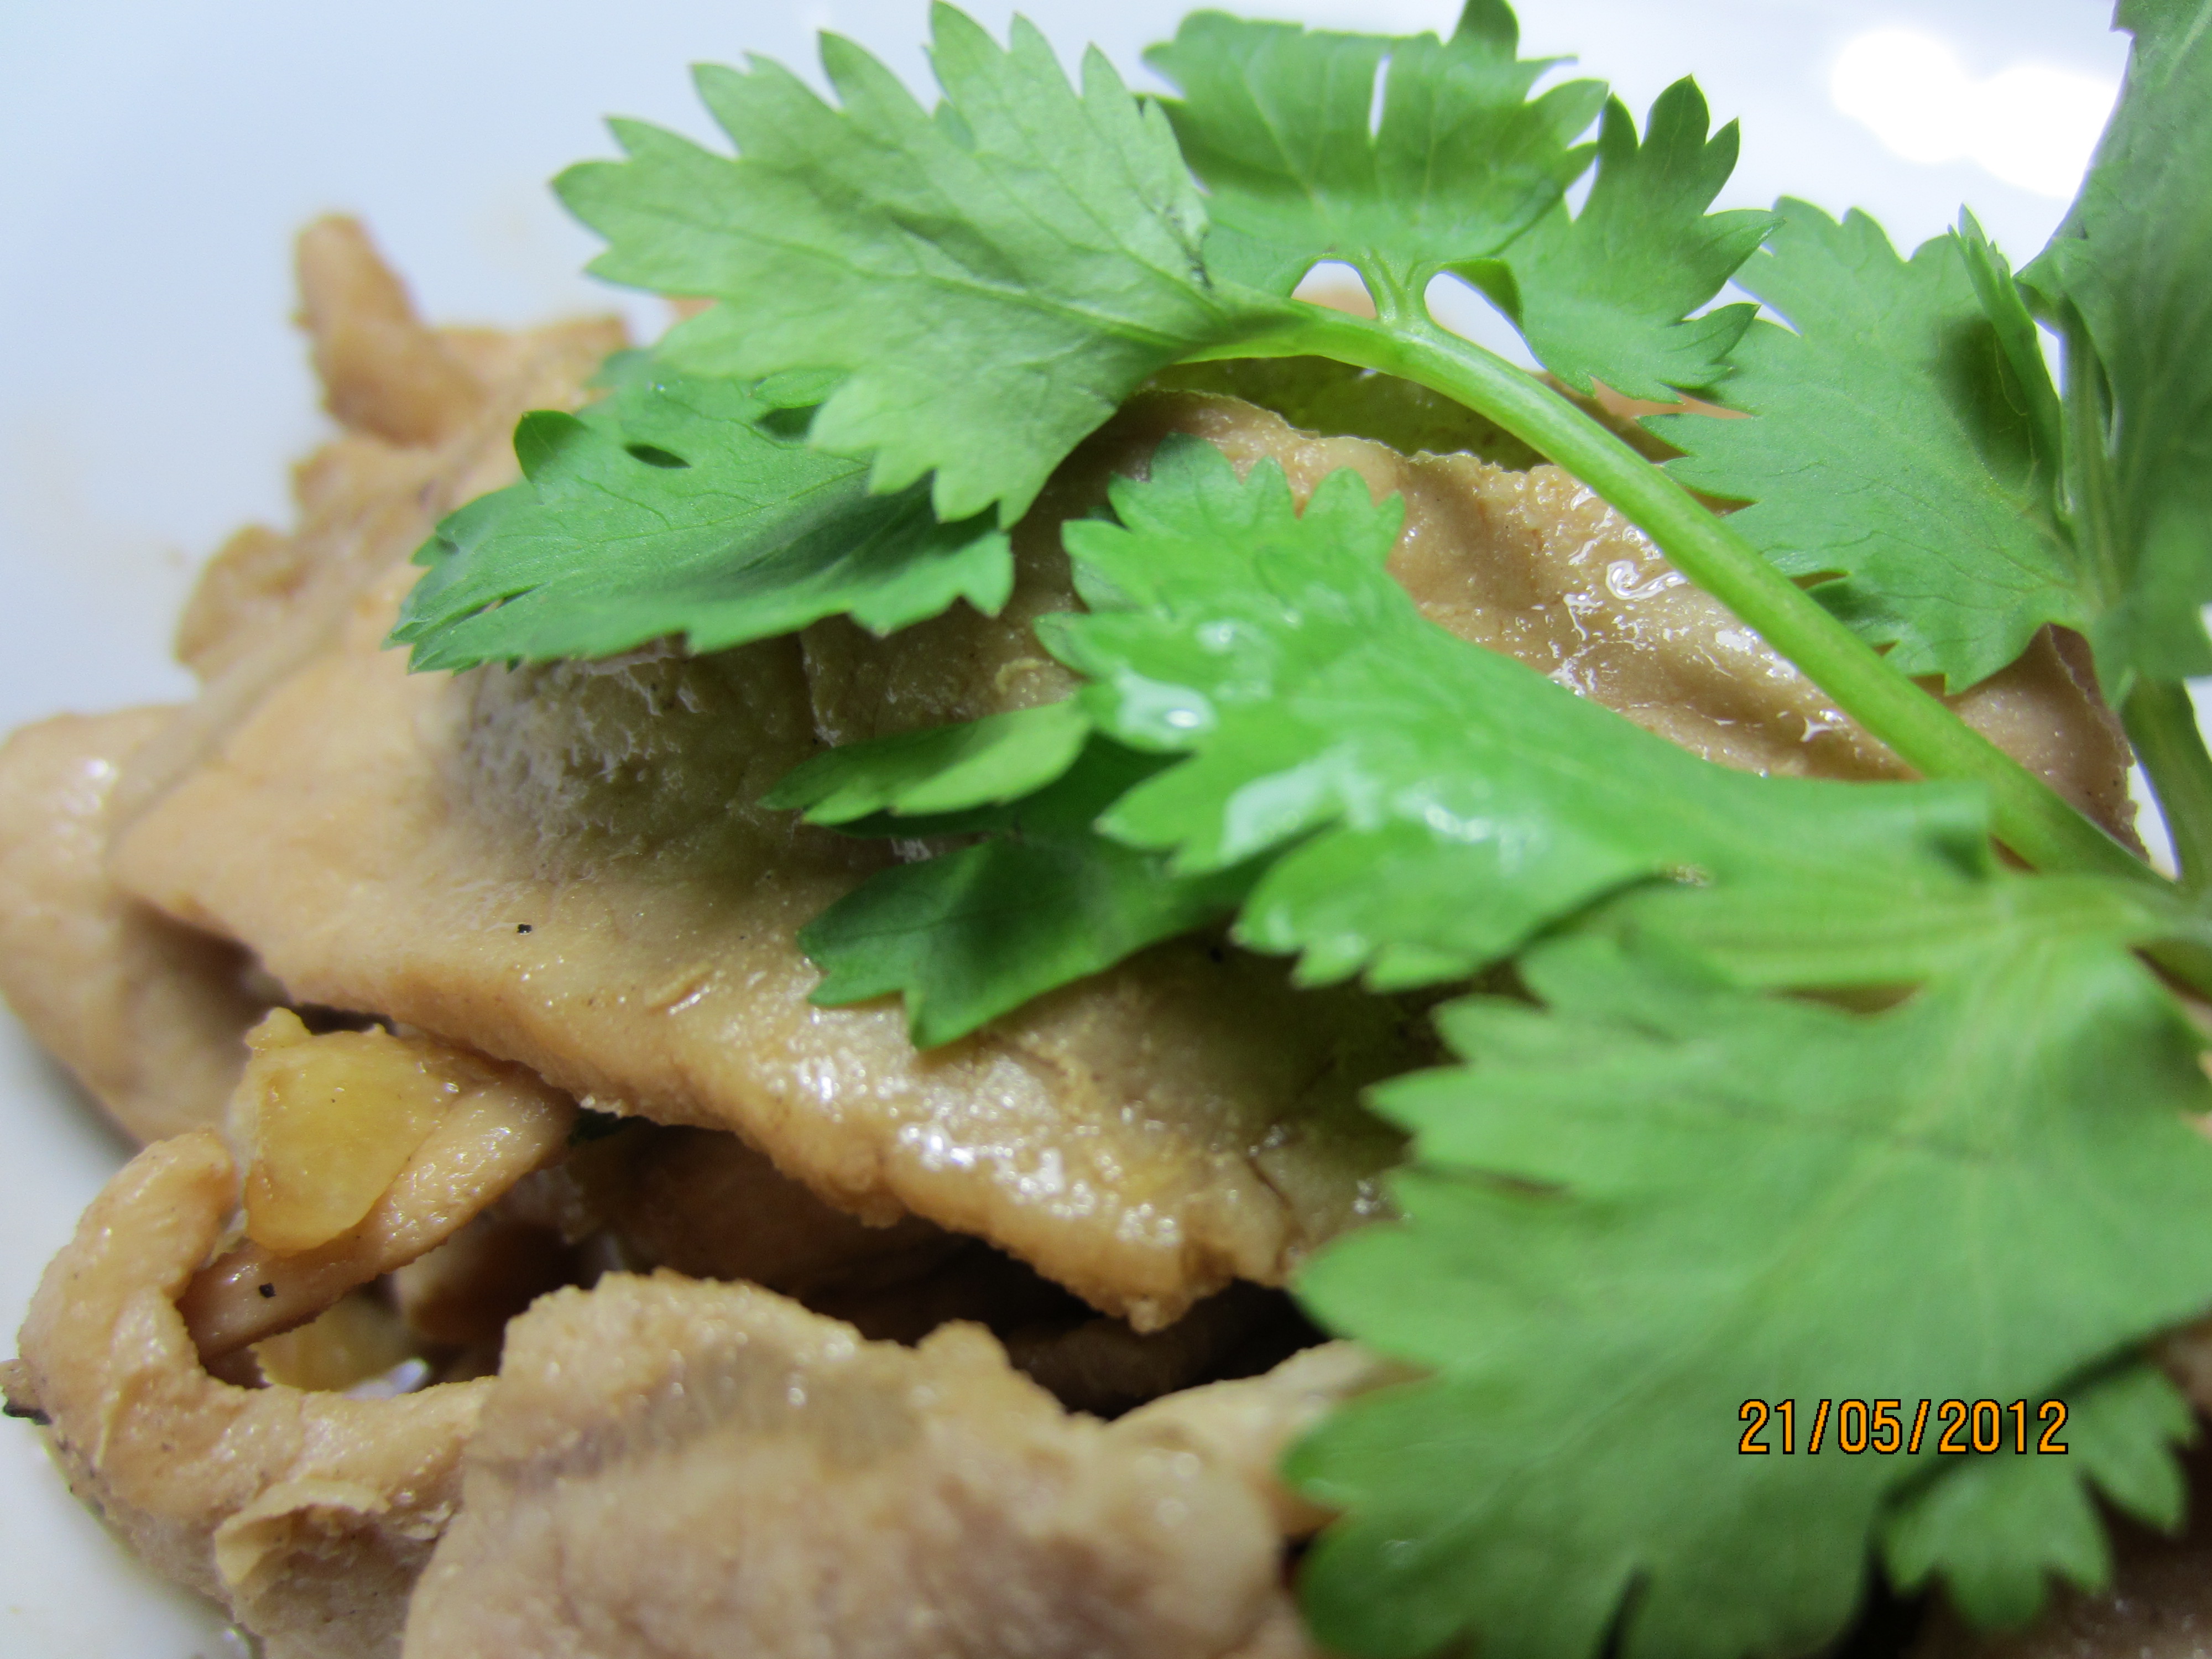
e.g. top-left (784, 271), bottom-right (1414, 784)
top-left (1881, 1361), bottom-right (2194, 1628)
top-left (764, 702), bottom-right (1091, 826)
top-left (2022, 0), bottom-right (2212, 685)
top-left (1044, 436), bottom-right (1990, 989)
top-left (554, 3), bottom-right (1285, 526)
top-left (390, 358), bottom-right (1009, 671)
top-left (796, 739), bottom-right (1250, 1045)
top-left (1286, 936), bottom-right (2212, 1659)
top-left (801, 837), bottom-right (1250, 1047)
top-left (1652, 201), bottom-right (2078, 692)
top-left (1460, 80), bottom-right (1776, 400)
top-left (1145, 3), bottom-right (1605, 305)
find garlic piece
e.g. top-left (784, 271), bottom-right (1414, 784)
top-left (233, 1008), bottom-right (475, 1254)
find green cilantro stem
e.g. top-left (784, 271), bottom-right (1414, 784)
top-left (2125, 681), bottom-right (2212, 891)
top-left (1195, 303), bottom-right (2154, 888)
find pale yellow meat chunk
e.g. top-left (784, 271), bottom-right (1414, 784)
top-left (402, 1272), bottom-right (1387, 1659)
top-left (0, 706), bottom-right (268, 1141)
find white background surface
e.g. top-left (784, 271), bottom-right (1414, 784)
top-left (0, 2), bottom-right (2137, 1652)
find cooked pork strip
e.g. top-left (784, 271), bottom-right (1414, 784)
top-left (545, 1119), bottom-right (968, 1295)
top-left (7, 1133), bottom-right (488, 1659)
top-left (294, 217), bottom-right (490, 450)
top-left (402, 1273), bottom-right (1385, 1659)
top-left (999, 1281), bottom-right (1313, 1419)
top-left (112, 588), bottom-right (1412, 1327)
top-left (109, 219), bottom-right (625, 836)
top-left (540, 1118), bottom-right (1308, 1412)
top-left (1121, 1338), bottom-right (1410, 1538)
top-left (0, 707), bottom-right (268, 1140)
top-left (1159, 389), bottom-right (2132, 834)
top-left (826, 389), bottom-right (2135, 835)
top-left (389, 1209), bottom-right (582, 1351)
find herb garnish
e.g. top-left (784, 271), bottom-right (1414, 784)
top-left (389, 3), bottom-right (2212, 1654)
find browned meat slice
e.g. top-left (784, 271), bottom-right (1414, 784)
top-left (544, 1118), bottom-right (965, 1296)
top-left (1140, 390), bottom-right (2135, 835)
top-left (402, 1272), bottom-right (1391, 1659)
top-left (998, 1282), bottom-right (1317, 1420)
top-left (531, 1117), bottom-right (1308, 1411)
top-left (293, 216), bottom-right (493, 450)
top-left (0, 706), bottom-right (268, 1140)
top-left (1122, 1338), bottom-right (1411, 1537)
top-left (388, 1211), bottom-right (582, 1352)
top-left (6, 1133), bottom-right (489, 1659)
top-left (111, 563), bottom-right (1413, 1331)
top-left (806, 389), bottom-right (2135, 837)
top-left (0, 216), bottom-right (622, 1146)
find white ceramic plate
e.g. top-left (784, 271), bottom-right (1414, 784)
top-left (0, 2), bottom-right (2132, 1651)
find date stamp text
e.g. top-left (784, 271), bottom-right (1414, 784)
top-left (1737, 1399), bottom-right (2068, 1455)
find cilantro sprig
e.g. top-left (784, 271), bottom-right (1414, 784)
top-left (406, 0), bottom-right (2147, 880)
top-left (2025, 0), bottom-right (2212, 883)
top-left (377, 3), bottom-right (2212, 1655)
top-left (1460, 77), bottom-right (1775, 400)
top-left (769, 727), bottom-right (1257, 1045)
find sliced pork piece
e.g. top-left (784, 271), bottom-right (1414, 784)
top-left (6, 1133), bottom-right (488, 1659)
top-left (543, 1119), bottom-right (967, 1294)
top-left (403, 1272), bottom-right (1387, 1659)
top-left (0, 706), bottom-right (268, 1141)
top-left (109, 218), bottom-right (626, 835)
top-left (111, 594), bottom-right (1413, 1327)
top-left (1123, 1338), bottom-right (1411, 1538)
top-left (999, 1282), bottom-right (1316, 1419)
top-left (1137, 389), bottom-right (2135, 837)
top-left (811, 389), bottom-right (2136, 836)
